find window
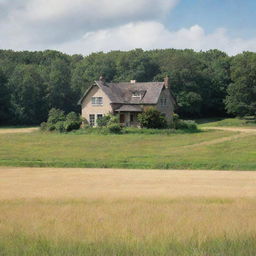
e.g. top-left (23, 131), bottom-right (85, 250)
top-left (131, 90), bottom-right (146, 99)
top-left (97, 114), bottom-right (103, 120)
top-left (89, 114), bottom-right (95, 126)
top-left (160, 98), bottom-right (167, 107)
top-left (130, 114), bottom-right (134, 122)
top-left (92, 97), bottom-right (103, 106)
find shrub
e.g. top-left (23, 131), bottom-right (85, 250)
top-left (108, 123), bottom-right (122, 134)
top-left (138, 107), bottom-right (167, 129)
top-left (47, 108), bottom-right (65, 124)
top-left (176, 120), bottom-right (198, 130)
top-left (97, 115), bottom-right (111, 127)
top-left (40, 109), bottom-right (82, 133)
top-left (55, 121), bottom-right (66, 133)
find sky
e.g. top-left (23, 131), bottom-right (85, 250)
top-left (0, 0), bottom-right (256, 56)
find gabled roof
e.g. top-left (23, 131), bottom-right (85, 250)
top-left (78, 80), bottom-right (166, 105)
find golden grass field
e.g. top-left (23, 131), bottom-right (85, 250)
top-left (1, 167), bottom-right (256, 256)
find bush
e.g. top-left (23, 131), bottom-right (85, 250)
top-left (138, 107), bottom-right (167, 129)
top-left (40, 109), bottom-right (82, 133)
top-left (176, 120), bottom-right (198, 130)
top-left (97, 115), bottom-right (111, 127)
top-left (40, 122), bottom-right (48, 131)
top-left (47, 108), bottom-right (65, 124)
top-left (108, 123), bottom-right (122, 134)
top-left (55, 121), bottom-right (66, 133)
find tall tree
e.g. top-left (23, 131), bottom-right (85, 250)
top-left (8, 65), bottom-right (48, 124)
top-left (0, 69), bottom-right (10, 124)
top-left (225, 52), bottom-right (256, 117)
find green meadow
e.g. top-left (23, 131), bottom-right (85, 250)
top-left (0, 127), bottom-right (255, 170)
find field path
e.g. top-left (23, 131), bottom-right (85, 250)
top-left (1, 167), bottom-right (256, 200)
top-left (188, 126), bottom-right (256, 147)
top-left (0, 127), bottom-right (39, 134)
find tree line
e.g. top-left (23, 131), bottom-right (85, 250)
top-left (0, 48), bottom-right (255, 125)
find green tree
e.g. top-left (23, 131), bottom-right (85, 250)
top-left (0, 69), bottom-right (11, 124)
top-left (225, 52), bottom-right (256, 117)
top-left (8, 65), bottom-right (48, 124)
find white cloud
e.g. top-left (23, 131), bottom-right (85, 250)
top-left (0, 0), bottom-right (178, 48)
top-left (0, 0), bottom-right (256, 55)
top-left (58, 21), bottom-right (256, 56)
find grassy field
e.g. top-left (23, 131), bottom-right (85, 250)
top-left (1, 168), bottom-right (256, 256)
top-left (0, 128), bottom-right (256, 170)
top-left (198, 117), bottom-right (256, 128)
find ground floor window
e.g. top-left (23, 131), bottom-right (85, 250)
top-left (89, 114), bottom-right (95, 126)
top-left (97, 114), bottom-right (103, 120)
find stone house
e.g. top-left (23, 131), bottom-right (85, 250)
top-left (78, 76), bottom-right (176, 127)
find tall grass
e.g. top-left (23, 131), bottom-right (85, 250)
top-left (1, 198), bottom-right (256, 255)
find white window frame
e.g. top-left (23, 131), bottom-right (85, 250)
top-left (92, 97), bottom-right (103, 106)
top-left (89, 114), bottom-right (95, 126)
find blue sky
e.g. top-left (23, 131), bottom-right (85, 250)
top-left (0, 0), bottom-right (255, 55)
top-left (168, 0), bottom-right (256, 38)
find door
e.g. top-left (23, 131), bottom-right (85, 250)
top-left (120, 114), bottom-right (125, 124)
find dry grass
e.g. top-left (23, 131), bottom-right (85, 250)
top-left (1, 167), bottom-right (256, 200)
top-left (1, 168), bottom-right (256, 255)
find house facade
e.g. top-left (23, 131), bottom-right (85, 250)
top-left (78, 76), bottom-right (176, 127)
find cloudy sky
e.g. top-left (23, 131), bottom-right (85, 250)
top-left (0, 0), bottom-right (256, 55)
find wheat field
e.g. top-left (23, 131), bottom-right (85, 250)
top-left (1, 167), bottom-right (256, 255)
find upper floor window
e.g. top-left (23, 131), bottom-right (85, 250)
top-left (92, 97), bottom-right (103, 106)
top-left (160, 98), bottom-right (167, 107)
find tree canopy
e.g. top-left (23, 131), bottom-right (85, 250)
top-left (0, 48), bottom-right (255, 125)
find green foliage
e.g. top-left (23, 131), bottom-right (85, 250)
top-left (47, 108), bottom-right (65, 124)
top-left (225, 52), bottom-right (256, 118)
top-left (176, 120), bottom-right (198, 131)
top-left (138, 107), bottom-right (167, 129)
top-left (107, 123), bottom-right (122, 134)
top-left (0, 69), bottom-right (10, 124)
top-left (96, 115), bottom-right (111, 127)
top-left (41, 108), bottom-right (81, 133)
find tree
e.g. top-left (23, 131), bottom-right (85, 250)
top-left (8, 65), bottom-right (48, 124)
top-left (0, 69), bottom-right (11, 124)
top-left (46, 58), bottom-right (74, 112)
top-left (225, 52), bottom-right (256, 117)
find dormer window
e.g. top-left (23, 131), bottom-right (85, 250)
top-left (92, 97), bottom-right (103, 106)
top-left (131, 90), bottom-right (146, 100)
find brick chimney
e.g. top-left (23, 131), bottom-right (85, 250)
top-left (99, 75), bottom-right (105, 84)
top-left (164, 76), bottom-right (169, 89)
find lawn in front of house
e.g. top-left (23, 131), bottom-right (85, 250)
top-left (0, 128), bottom-right (256, 170)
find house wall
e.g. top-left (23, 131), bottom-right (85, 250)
top-left (156, 88), bottom-right (175, 123)
top-left (81, 85), bottom-right (113, 126)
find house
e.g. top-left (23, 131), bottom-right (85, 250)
top-left (78, 76), bottom-right (176, 127)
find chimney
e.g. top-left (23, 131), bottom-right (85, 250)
top-left (99, 75), bottom-right (105, 84)
top-left (130, 80), bottom-right (136, 84)
top-left (164, 76), bottom-right (169, 89)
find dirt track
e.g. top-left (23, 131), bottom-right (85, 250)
top-left (0, 127), bottom-right (38, 134)
top-left (1, 167), bottom-right (256, 200)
